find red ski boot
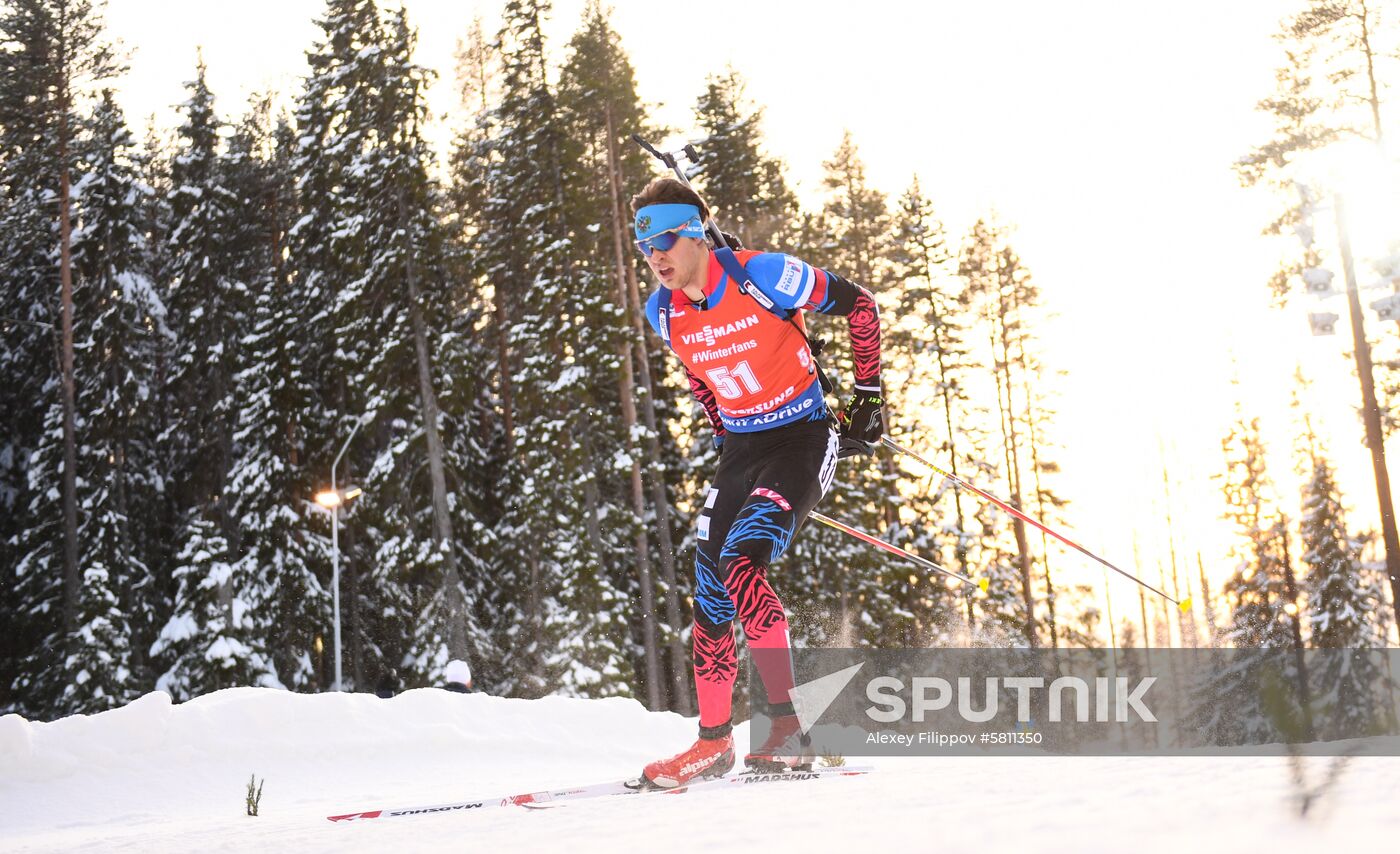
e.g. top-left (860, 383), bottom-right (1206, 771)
top-left (744, 714), bottom-right (814, 772)
top-left (637, 733), bottom-right (735, 789)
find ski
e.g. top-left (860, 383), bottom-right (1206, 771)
top-left (326, 765), bottom-right (873, 823)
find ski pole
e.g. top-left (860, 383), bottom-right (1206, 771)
top-left (809, 511), bottom-right (988, 593)
top-left (879, 436), bottom-right (1190, 611)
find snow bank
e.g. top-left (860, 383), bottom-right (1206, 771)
top-left (0, 687), bottom-right (692, 851)
top-left (2, 688), bottom-right (1398, 853)
top-left (2, 687), bottom-right (687, 792)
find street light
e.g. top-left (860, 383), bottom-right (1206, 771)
top-left (315, 416), bottom-right (369, 692)
top-left (315, 486), bottom-right (363, 509)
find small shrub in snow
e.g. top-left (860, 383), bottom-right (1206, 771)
top-left (246, 774), bottom-right (264, 817)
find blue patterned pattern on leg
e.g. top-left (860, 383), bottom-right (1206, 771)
top-left (720, 499), bottom-right (796, 565)
top-left (695, 548), bottom-right (736, 624)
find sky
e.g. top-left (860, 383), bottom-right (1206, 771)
top-left (97, 0), bottom-right (1400, 635)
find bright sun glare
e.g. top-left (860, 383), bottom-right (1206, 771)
top-left (1310, 140), bottom-right (1400, 273)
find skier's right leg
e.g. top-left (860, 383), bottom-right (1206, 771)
top-left (638, 449), bottom-right (750, 789)
top-left (636, 548), bottom-right (742, 790)
top-left (692, 550), bottom-right (740, 728)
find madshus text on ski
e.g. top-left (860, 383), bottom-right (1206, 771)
top-left (326, 765), bottom-right (874, 823)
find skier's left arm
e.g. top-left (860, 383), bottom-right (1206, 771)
top-left (811, 269), bottom-right (884, 444)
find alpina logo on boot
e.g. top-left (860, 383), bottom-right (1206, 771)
top-left (680, 753), bottom-right (720, 776)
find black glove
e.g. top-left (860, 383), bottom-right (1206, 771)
top-left (839, 388), bottom-right (884, 445)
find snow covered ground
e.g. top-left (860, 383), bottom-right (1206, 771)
top-left (2, 687), bottom-right (1398, 853)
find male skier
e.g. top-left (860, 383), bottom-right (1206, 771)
top-left (631, 177), bottom-right (885, 788)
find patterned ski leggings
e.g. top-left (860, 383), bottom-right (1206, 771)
top-left (691, 418), bottom-right (839, 730)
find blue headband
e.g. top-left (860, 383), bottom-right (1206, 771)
top-left (634, 203), bottom-right (705, 242)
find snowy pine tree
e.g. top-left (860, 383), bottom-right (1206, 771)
top-left (556, 1), bottom-right (693, 702)
top-left (442, 15), bottom-right (519, 694)
top-left (819, 132), bottom-right (889, 294)
top-left (1192, 407), bottom-right (1296, 745)
top-left (1015, 337), bottom-right (1068, 648)
top-left (968, 497), bottom-right (1027, 646)
top-left (352, 5), bottom-right (482, 688)
top-left (784, 133), bottom-right (900, 647)
top-left (224, 102), bottom-right (322, 693)
top-left (455, 0), bottom-right (611, 698)
top-left (1235, 45), bottom-right (1337, 304)
top-left (1, 0), bottom-right (123, 716)
top-left (151, 60), bottom-right (273, 698)
top-left (692, 68), bottom-right (797, 252)
top-left (286, 0), bottom-right (401, 692)
top-left (1219, 411), bottom-right (1293, 650)
top-left (62, 89), bottom-right (166, 711)
top-left (0, 2), bottom-right (67, 713)
top-left (883, 174), bottom-right (987, 641)
top-left (132, 113), bottom-right (180, 676)
top-left (1297, 414), bottom-right (1385, 738)
top-left (959, 217), bottom-right (1044, 646)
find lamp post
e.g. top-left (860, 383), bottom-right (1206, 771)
top-left (315, 417), bottom-right (367, 692)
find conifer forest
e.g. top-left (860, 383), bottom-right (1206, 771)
top-left (2, 0), bottom-right (1398, 726)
